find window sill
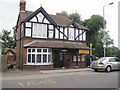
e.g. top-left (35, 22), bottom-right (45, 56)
top-left (24, 63), bottom-right (53, 66)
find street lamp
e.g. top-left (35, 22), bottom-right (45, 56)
top-left (103, 2), bottom-right (113, 57)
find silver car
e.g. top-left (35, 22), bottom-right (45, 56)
top-left (90, 57), bottom-right (120, 72)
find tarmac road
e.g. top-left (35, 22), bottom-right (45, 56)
top-left (2, 70), bottom-right (119, 88)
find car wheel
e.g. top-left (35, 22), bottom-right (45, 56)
top-left (94, 69), bottom-right (98, 72)
top-left (106, 66), bottom-right (111, 72)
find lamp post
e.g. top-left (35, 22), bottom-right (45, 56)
top-left (103, 2), bottom-right (113, 57)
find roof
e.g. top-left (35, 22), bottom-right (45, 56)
top-left (5, 48), bottom-right (16, 54)
top-left (24, 40), bottom-right (89, 50)
top-left (20, 11), bottom-right (33, 23)
top-left (49, 14), bottom-right (73, 27)
top-left (18, 7), bottom-right (89, 31)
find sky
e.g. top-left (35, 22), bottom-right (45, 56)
top-left (0, 0), bottom-right (119, 47)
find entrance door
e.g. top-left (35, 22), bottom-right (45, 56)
top-left (53, 50), bottom-right (64, 68)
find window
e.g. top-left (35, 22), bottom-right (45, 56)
top-left (48, 25), bottom-right (54, 38)
top-left (69, 28), bottom-right (74, 40)
top-left (26, 22), bottom-right (31, 27)
top-left (27, 48), bottom-right (52, 65)
top-left (25, 28), bottom-right (31, 37)
top-left (109, 58), bottom-right (116, 62)
top-left (73, 56), bottom-right (77, 62)
top-left (33, 23), bottom-right (47, 38)
top-left (81, 55), bottom-right (85, 62)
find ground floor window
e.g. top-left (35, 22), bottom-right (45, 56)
top-left (27, 48), bottom-right (52, 65)
top-left (81, 55), bottom-right (86, 62)
top-left (73, 56), bottom-right (77, 62)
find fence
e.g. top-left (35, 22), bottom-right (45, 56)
top-left (1, 55), bottom-right (7, 71)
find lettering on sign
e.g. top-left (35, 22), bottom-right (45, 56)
top-left (79, 49), bottom-right (89, 54)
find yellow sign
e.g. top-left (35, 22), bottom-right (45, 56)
top-left (90, 43), bottom-right (93, 47)
top-left (79, 49), bottom-right (89, 54)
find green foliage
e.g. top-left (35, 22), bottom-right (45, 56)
top-left (106, 46), bottom-right (120, 57)
top-left (1, 47), bottom-right (7, 55)
top-left (83, 15), bottom-right (104, 48)
top-left (68, 12), bottom-right (82, 24)
top-left (61, 11), bottom-right (68, 18)
top-left (1, 30), bottom-right (14, 48)
top-left (83, 15), bottom-right (114, 57)
top-left (61, 11), bottom-right (83, 25)
top-left (83, 15), bottom-right (104, 32)
top-left (0, 29), bottom-right (16, 55)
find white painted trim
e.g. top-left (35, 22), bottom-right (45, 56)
top-left (26, 48), bottom-right (52, 65)
top-left (24, 63), bottom-right (53, 66)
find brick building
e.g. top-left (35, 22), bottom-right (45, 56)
top-left (16, 0), bottom-right (90, 70)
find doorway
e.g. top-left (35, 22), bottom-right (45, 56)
top-left (53, 50), bottom-right (64, 68)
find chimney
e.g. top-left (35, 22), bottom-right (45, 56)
top-left (19, 0), bottom-right (26, 12)
top-left (56, 13), bottom-right (61, 16)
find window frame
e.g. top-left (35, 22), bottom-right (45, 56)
top-left (26, 48), bottom-right (52, 65)
top-left (81, 55), bottom-right (86, 62)
top-left (73, 55), bottom-right (77, 62)
top-left (32, 23), bottom-right (47, 38)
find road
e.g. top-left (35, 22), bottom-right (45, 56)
top-left (2, 70), bottom-right (119, 88)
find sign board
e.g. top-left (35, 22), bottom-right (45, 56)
top-left (79, 49), bottom-right (89, 54)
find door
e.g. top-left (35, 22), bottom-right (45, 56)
top-left (115, 58), bottom-right (120, 70)
top-left (53, 50), bottom-right (60, 68)
top-left (109, 58), bottom-right (118, 70)
top-left (53, 50), bottom-right (64, 68)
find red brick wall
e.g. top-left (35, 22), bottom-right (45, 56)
top-left (16, 17), bottom-right (21, 68)
top-left (7, 56), bottom-right (14, 62)
top-left (64, 50), bottom-right (87, 68)
top-left (23, 65), bottom-right (53, 70)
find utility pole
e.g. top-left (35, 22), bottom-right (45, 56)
top-left (103, 2), bottom-right (113, 57)
top-left (90, 43), bottom-right (92, 65)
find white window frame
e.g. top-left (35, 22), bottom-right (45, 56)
top-left (81, 55), bottom-right (86, 62)
top-left (69, 28), bottom-right (74, 40)
top-left (32, 23), bottom-right (47, 38)
top-left (25, 48), bottom-right (52, 65)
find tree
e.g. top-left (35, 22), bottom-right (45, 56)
top-left (61, 11), bottom-right (83, 25)
top-left (1, 30), bottom-right (14, 48)
top-left (0, 29), bottom-right (17, 55)
top-left (61, 11), bottom-right (68, 18)
top-left (83, 15), bottom-right (113, 57)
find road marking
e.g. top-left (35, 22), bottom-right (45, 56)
top-left (18, 82), bottom-right (24, 87)
top-left (27, 82), bottom-right (30, 86)
top-left (17, 79), bottom-right (56, 87)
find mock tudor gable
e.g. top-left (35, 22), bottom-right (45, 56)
top-left (16, 0), bottom-right (90, 70)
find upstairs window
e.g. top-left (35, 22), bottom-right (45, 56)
top-left (48, 25), bottom-right (54, 38)
top-left (33, 23), bottom-right (47, 38)
top-left (69, 28), bottom-right (74, 40)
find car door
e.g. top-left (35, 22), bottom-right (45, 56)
top-left (115, 58), bottom-right (120, 70)
top-left (109, 58), bottom-right (118, 70)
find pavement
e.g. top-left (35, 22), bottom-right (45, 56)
top-left (2, 68), bottom-right (93, 77)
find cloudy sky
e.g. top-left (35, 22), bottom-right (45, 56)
top-left (0, 0), bottom-right (119, 47)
